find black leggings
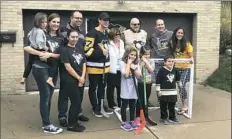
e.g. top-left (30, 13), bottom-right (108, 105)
top-left (121, 98), bottom-right (136, 122)
top-left (136, 82), bottom-right (152, 117)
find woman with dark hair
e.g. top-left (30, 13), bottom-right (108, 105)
top-left (169, 27), bottom-right (194, 115)
top-left (106, 27), bottom-right (125, 109)
top-left (24, 13), bottom-right (64, 134)
top-left (59, 29), bottom-right (86, 132)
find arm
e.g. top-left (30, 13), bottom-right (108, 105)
top-left (123, 62), bottom-right (132, 77)
top-left (60, 48), bottom-right (83, 83)
top-left (142, 57), bottom-right (154, 73)
top-left (64, 63), bottom-right (81, 81)
top-left (24, 46), bottom-right (43, 56)
top-left (134, 66), bottom-right (141, 78)
top-left (81, 63), bottom-right (86, 78)
top-left (35, 29), bottom-right (47, 50)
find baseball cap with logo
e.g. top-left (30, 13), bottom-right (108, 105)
top-left (98, 12), bottom-right (110, 20)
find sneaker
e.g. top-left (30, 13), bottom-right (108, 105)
top-left (120, 122), bottom-right (133, 131)
top-left (168, 118), bottom-right (181, 124)
top-left (129, 121), bottom-right (138, 130)
top-left (159, 119), bottom-right (169, 125)
top-left (42, 124), bottom-right (63, 134)
top-left (148, 101), bottom-right (156, 109)
top-left (78, 115), bottom-right (89, 122)
top-left (93, 110), bottom-right (103, 118)
top-left (103, 106), bottom-right (113, 115)
top-left (67, 123), bottom-right (86, 132)
top-left (59, 117), bottom-right (67, 127)
top-left (135, 117), bottom-right (141, 126)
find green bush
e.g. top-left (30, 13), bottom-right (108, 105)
top-left (206, 55), bottom-right (231, 92)
top-left (220, 2), bottom-right (231, 54)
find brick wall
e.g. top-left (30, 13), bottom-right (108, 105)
top-left (0, 1), bottom-right (221, 94)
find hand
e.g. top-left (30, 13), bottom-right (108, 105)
top-left (127, 57), bottom-right (134, 64)
top-left (102, 48), bottom-right (108, 57)
top-left (189, 58), bottom-right (194, 64)
top-left (78, 76), bottom-right (85, 84)
top-left (178, 82), bottom-right (183, 88)
top-left (141, 56), bottom-right (148, 64)
top-left (130, 64), bottom-right (136, 70)
top-left (40, 52), bottom-right (51, 61)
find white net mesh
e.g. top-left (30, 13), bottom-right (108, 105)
top-left (150, 58), bottom-right (194, 119)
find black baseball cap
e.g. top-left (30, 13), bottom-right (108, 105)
top-left (98, 12), bottom-right (110, 20)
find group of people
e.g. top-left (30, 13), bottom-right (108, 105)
top-left (21, 11), bottom-right (193, 134)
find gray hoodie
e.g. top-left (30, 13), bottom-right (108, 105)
top-left (148, 29), bottom-right (173, 58)
top-left (29, 27), bottom-right (47, 50)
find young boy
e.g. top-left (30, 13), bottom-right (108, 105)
top-left (155, 56), bottom-right (181, 124)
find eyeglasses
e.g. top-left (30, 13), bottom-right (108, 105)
top-left (132, 23), bottom-right (140, 26)
top-left (75, 17), bottom-right (83, 20)
top-left (102, 19), bottom-right (109, 21)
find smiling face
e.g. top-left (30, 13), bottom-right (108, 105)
top-left (155, 19), bottom-right (165, 33)
top-left (68, 31), bottom-right (78, 46)
top-left (98, 18), bottom-right (109, 29)
top-left (49, 17), bottom-right (60, 32)
top-left (176, 28), bottom-right (184, 40)
top-left (70, 11), bottom-right (83, 27)
top-left (164, 58), bottom-right (174, 69)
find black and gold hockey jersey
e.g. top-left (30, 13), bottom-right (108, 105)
top-left (84, 26), bottom-right (110, 74)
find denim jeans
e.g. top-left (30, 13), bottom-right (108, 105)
top-left (32, 66), bottom-right (57, 126)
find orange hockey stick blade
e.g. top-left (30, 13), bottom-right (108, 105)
top-left (135, 110), bottom-right (146, 135)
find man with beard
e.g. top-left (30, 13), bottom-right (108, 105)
top-left (84, 12), bottom-right (113, 118)
top-left (122, 18), bottom-right (147, 52)
top-left (58, 11), bottom-right (89, 127)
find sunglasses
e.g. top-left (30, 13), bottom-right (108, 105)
top-left (132, 23), bottom-right (140, 26)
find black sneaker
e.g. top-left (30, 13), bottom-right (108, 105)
top-left (42, 124), bottom-right (63, 134)
top-left (67, 123), bottom-right (86, 132)
top-left (78, 115), bottom-right (89, 122)
top-left (93, 110), bottom-right (103, 118)
top-left (59, 117), bottom-right (68, 127)
top-left (103, 106), bottom-right (113, 115)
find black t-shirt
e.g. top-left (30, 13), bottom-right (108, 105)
top-left (60, 45), bottom-right (86, 82)
top-left (45, 32), bottom-right (64, 54)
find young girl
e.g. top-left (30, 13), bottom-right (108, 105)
top-left (169, 27), bottom-right (194, 115)
top-left (20, 12), bottom-right (56, 87)
top-left (120, 46), bottom-right (141, 131)
top-left (135, 47), bottom-right (157, 125)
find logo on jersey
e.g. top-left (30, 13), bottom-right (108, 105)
top-left (166, 73), bottom-right (174, 83)
top-left (47, 40), bottom-right (59, 52)
top-left (72, 53), bottom-right (83, 65)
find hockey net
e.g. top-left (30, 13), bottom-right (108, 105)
top-left (151, 58), bottom-right (194, 119)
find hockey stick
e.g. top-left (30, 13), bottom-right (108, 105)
top-left (131, 70), bottom-right (146, 135)
top-left (142, 67), bottom-right (157, 126)
top-left (100, 40), bottom-right (109, 118)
